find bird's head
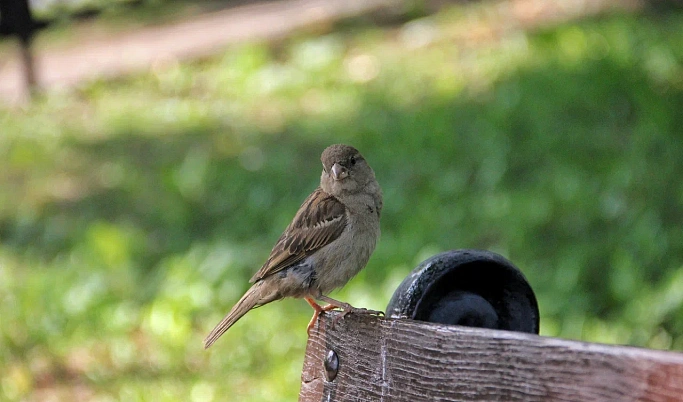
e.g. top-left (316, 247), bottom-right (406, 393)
top-left (320, 144), bottom-right (375, 196)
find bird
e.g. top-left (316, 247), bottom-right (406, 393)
top-left (204, 144), bottom-right (383, 349)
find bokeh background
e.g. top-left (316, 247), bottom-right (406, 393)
top-left (1, 0), bottom-right (683, 400)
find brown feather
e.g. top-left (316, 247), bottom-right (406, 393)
top-left (249, 187), bottom-right (347, 283)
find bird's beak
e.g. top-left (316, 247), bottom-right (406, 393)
top-left (331, 163), bottom-right (348, 181)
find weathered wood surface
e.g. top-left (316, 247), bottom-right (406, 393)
top-left (300, 313), bottom-right (683, 401)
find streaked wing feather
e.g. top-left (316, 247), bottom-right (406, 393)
top-left (249, 188), bottom-right (347, 282)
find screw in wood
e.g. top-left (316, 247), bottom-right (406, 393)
top-left (323, 349), bottom-right (339, 382)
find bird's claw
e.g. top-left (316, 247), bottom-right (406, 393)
top-left (307, 296), bottom-right (384, 332)
top-left (350, 307), bottom-right (384, 316)
top-left (330, 306), bottom-right (385, 328)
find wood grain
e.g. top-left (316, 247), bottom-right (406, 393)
top-left (299, 313), bottom-right (683, 401)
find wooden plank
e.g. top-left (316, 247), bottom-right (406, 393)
top-left (300, 313), bottom-right (683, 401)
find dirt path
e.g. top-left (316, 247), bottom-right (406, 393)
top-left (0, 0), bottom-right (641, 107)
top-left (0, 0), bottom-right (396, 105)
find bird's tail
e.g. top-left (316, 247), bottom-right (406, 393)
top-left (203, 281), bottom-right (269, 349)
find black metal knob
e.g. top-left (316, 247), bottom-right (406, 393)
top-left (386, 249), bottom-right (539, 334)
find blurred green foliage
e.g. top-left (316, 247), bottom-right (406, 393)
top-left (2, 3), bottom-right (683, 401)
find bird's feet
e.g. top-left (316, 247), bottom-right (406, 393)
top-left (305, 296), bottom-right (384, 334)
top-left (304, 297), bottom-right (341, 335)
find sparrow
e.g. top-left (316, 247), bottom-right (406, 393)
top-left (204, 144), bottom-right (383, 349)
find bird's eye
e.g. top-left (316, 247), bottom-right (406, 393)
top-left (350, 156), bottom-right (356, 165)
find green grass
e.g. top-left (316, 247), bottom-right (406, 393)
top-left (2, 4), bottom-right (683, 401)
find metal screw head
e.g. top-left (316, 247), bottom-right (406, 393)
top-left (323, 349), bottom-right (339, 382)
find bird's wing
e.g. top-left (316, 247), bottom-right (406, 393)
top-left (249, 187), bottom-right (347, 283)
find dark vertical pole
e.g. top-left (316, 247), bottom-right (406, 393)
top-left (19, 36), bottom-right (37, 92)
top-left (0, 0), bottom-right (40, 97)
